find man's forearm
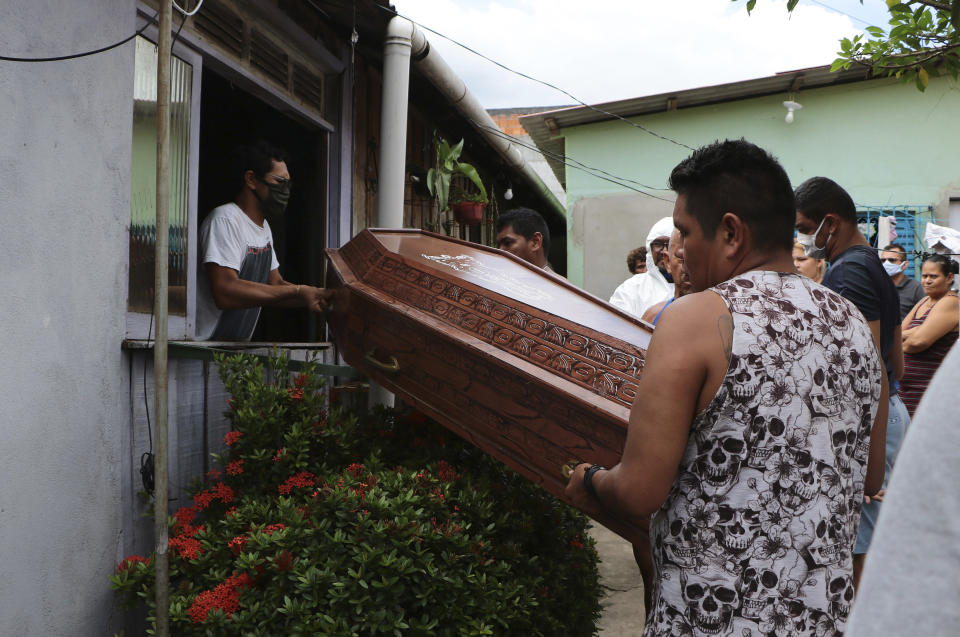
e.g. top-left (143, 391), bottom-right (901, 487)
top-left (211, 278), bottom-right (303, 310)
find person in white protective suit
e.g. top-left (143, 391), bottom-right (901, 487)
top-left (608, 216), bottom-right (675, 320)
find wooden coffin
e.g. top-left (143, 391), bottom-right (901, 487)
top-left (325, 229), bottom-right (653, 542)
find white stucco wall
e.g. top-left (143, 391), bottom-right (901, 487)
top-left (0, 1), bottom-right (135, 633)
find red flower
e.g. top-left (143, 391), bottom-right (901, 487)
top-left (346, 463), bottom-right (365, 478)
top-left (263, 523), bottom-right (286, 535)
top-left (173, 506), bottom-right (197, 528)
top-left (206, 468), bottom-right (222, 480)
top-left (169, 535), bottom-right (203, 560)
top-left (226, 459), bottom-right (244, 476)
top-left (272, 448), bottom-right (286, 463)
top-left (278, 471), bottom-right (316, 495)
top-left (213, 482), bottom-right (235, 504)
top-left (569, 539), bottom-right (585, 549)
top-left (293, 373), bottom-right (309, 388)
top-left (223, 430), bottom-right (243, 446)
top-left (225, 506), bottom-right (237, 518)
top-left (228, 535), bottom-right (247, 555)
top-left (274, 549), bottom-right (295, 571)
top-left (115, 555), bottom-right (150, 572)
top-left (288, 387), bottom-right (304, 401)
top-left (437, 460), bottom-right (457, 482)
top-left (187, 572), bottom-right (251, 623)
top-left (193, 490), bottom-right (215, 510)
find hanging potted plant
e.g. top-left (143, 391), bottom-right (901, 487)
top-left (448, 185), bottom-right (489, 226)
top-left (427, 135), bottom-right (488, 226)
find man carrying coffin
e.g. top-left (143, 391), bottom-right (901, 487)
top-left (566, 139), bottom-right (886, 635)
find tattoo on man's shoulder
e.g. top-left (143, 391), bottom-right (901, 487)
top-left (718, 315), bottom-right (733, 360)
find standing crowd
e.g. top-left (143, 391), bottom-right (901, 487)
top-left (569, 138), bottom-right (958, 636)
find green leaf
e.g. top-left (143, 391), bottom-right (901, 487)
top-left (787, 0), bottom-right (799, 11)
top-left (746, 0), bottom-right (756, 13)
top-left (453, 162), bottom-right (487, 201)
top-left (918, 66), bottom-right (930, 88)
top-left (952, 0), bottom-right (960, 28)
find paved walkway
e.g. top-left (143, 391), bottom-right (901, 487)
top-left (591, 524), bottom-right (646, 635)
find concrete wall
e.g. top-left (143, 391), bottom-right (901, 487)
top-left (570, 192), bottom-right (674, 302)
top-left (562, 75), bottom-right (960, 297)
top-left (0, 1), bottom-right (135, 633)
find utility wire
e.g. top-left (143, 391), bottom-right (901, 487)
top-left (807, 0), bottom-right (874, 26)
top-left (0, 10), bottom-right (159, 62)
top-left (472, 121), bottom-right (674, 197)
top-left (173, 0), bottom-right (205, 18)
top-left (370, 2), bottom-right (694, 151)
top-left (476, 121), bottom-right (675, 202)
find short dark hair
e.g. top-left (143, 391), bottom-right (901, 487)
top-left (924, 253), bottom-right (960, 276)
top-left (496, 207), bottom-right (550, 254)
top-left (668, 139), bottom-right (794, 253)
top-left (627, 246), bottom-right (647, 272)
top-left (882, 244), bottom-right (907, 259)
top-left (794, 176), bottom-right (857, 224)
top-left (233, 140), bottom-right (289, 185)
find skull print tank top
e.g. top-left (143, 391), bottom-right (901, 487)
top-left (645, 271), bottom-right (883, 637)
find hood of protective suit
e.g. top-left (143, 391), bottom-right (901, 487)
top-left (608, 217), bottom-right (675, 320)
top-left (645, 216), bottom-right (676, 272)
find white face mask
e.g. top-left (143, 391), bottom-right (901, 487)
top-left (796, 217), bottom-right (830, 260)
top-left (882, 260), bottom-right (904, 277)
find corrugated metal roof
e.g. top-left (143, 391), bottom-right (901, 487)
top-left (520, 64), bottom-right (878, 188)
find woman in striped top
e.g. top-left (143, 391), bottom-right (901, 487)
top-left (900, 254), bottom-right (959, 415)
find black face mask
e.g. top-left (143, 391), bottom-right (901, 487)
top-left (659, 266), bottom-right (673, 283)
top-left (255, 178), bottom-right (291, 216)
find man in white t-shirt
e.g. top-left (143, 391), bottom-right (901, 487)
top-left (196, 141), bottom-right (330, 341)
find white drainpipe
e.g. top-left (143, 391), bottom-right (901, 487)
top-left (376, 16), bottom-right (565, 227)
top-left (377, 17), bottom-right (416, 228)
top-left (370, 16), bottom-right (417, 408)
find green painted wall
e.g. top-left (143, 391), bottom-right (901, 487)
top-left (562, 75), bottom-right (960, 294)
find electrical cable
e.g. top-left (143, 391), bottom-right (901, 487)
top-left (141, 312), bottom-right (155, 494)
top-left (475, 121), bottom-right (675, 202)
top-left (173, 0), bottom-right (205, 18)
top-left (0, 9), bottom-right (159, 63)
top-left (368, 2), bottom-right (695, 151)
top-left (472, 120), bottom-right (674, 193)
top-left (807, 0), bottom-right (873, 26)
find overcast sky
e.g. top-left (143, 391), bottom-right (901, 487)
top-left (393, 0), bottom-right (893, 109)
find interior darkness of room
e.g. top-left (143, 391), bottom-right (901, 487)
top-left (198, 69), bottom-right (326, 342)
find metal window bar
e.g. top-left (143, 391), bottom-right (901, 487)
top-left (856, 205), bottom-right (944, 279)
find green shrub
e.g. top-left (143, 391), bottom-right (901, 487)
top-left (111, 352), bottom-right (602, 636)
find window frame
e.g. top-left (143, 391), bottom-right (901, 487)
top-left (125, 22), bottom-right (202, 341)
top-left (127, 3), bottom-right (339, 342)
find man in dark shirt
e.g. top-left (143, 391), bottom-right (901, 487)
top-left (795, 176), bottom-right (907, 589)
top-left (881, 243), bottom-right (925, 321)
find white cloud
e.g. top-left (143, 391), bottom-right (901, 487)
top-left (393, 0), bottom-right (869, 108)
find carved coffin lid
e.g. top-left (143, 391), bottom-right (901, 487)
top-left (325, 229), bottom-right (653, 541)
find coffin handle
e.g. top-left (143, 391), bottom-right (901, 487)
top-left (365, 350), bottom-right (400, 373)
top-left (560, 459), bottom-right (583, 479)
